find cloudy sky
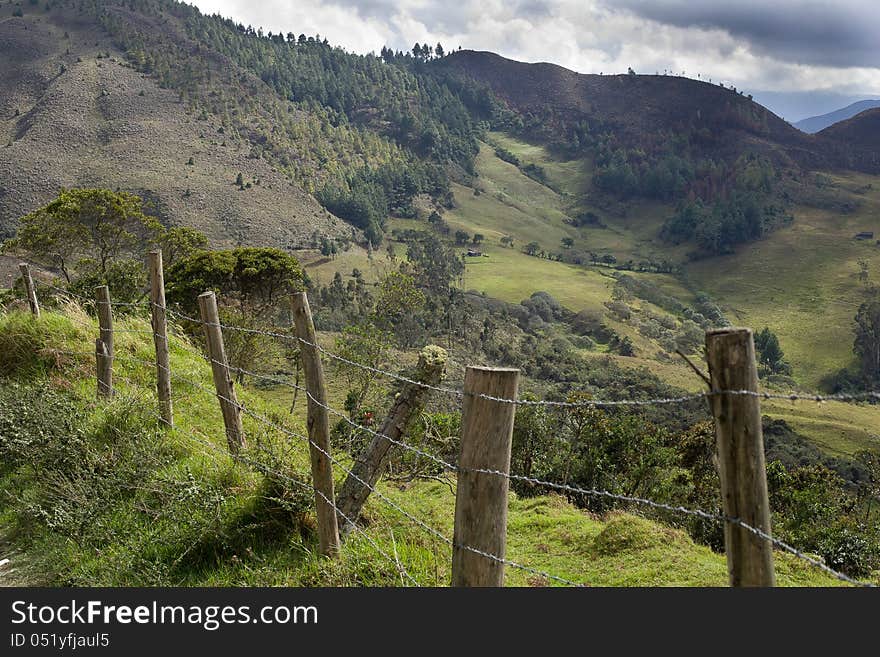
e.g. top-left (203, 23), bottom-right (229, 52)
top-left (188, 0), bottom-right (880, 122)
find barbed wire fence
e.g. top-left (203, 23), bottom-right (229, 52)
top-left (7, 260), bottom-right (879, 587)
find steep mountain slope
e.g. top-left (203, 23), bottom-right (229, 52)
top-left (795, 100), bottom-right (880, 134)
top-left (0, 10), bottom-right (352, 246)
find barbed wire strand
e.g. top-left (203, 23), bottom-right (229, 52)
top-left (45, 285), bottom-right (150, 308)
top-left (115, 351), bottom-right (585, 587)
top-left (201, 359), bottom-right (876, 587)
top-left (36, 314), bottom-right (880, 586)
top-left (162, 307), bottom-right (880, 407)
top-left (110, 355), bottom-right (422, 586)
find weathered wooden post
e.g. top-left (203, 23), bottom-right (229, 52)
top-left (198, 291), bottom-right (245, 454)
top-left (452, 366), bottom-right (520, 587)
top-left (95, 338), bottom-right (112, 398)
top-left (18, 263), bottom-right (39, 317)
top-left (335, 344), bottom-right (448, 530)
top-left (95, 285), bottom-right (114, 397)
top-left (706, 327), bottom-right (776, 587)
top-left (292, 291), bottom-right (340, 558)
top-left (149, 250), bottom-right (173, 428)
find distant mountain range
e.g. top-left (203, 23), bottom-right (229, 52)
top-left (795, 100), bottom-right (880, 133)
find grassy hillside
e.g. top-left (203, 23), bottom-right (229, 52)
top-left (355, 132), bottom-right (880, 457)
top-left (0, 307), bottom-right (844, 586)
top-left (688, 171), bottom-right (880, 389)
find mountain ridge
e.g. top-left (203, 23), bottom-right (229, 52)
top-left (436, 49), bottom-right (878, 175)
top-left (795, 99), bottom-right (880, 134)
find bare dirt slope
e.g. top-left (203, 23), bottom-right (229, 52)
top-left (0, 13), bottom-right (353, 248)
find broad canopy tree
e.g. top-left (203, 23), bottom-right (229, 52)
top-left (2, 188), bottom-right (163, 283)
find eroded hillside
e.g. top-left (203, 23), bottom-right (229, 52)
top-left (0, 11), bottom-right (353, 246)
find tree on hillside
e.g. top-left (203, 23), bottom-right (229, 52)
top-left (405, 233), bottom-right (464, 296)
top-left (166, 247), bottom-right (306, 381)
top-left (2, 188), bottom-right (162, 283)
top-left (472, 233), bottom-right (484, 246)
top-left (454, 230), bottom-right (470, 245)
top-left (854, 299), bottom-right (880, 385)
top-left (155, 226), bottom-right (208, 267)
top-left (754, 327), bottom-right (791, 376)
top-left (561, 237), bottom-right (575, 249)
top-left (166, 247), bottom-right (304, 318)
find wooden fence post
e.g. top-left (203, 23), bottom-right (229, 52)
top-left (335, 345), bottom-right (448, 531)
top-left (95, 285), bottom-right (113, 397)
top-left (198, 291), bottom-right (245, 454)
top-left (149, 250), bottom-right (173, 428)
top-left (706, 327), bottom-right (776, 587)
top-left (452, 366), bottom-right (519, 587)
top-left (292, 291), bottom-right (340, 558)
top-left (18, 263), bottom-right (39, 317)
top-left (95, 338), bottom-right (112, 398)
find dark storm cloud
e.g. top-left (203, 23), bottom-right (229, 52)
top-left (608, 0), bottom-right (879, 68)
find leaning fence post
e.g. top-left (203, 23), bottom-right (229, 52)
top-left (292, 291), bottom-right (340, 558)
top-left (335, 344), bottom-right (448, 531)
top-left (452, 366), bottom-right (520, 587)
top-left (706, 327), bottom-right (776, 587)
top-left (95, 285), bottom-right (114, 397)
top-left (18, 263), bottom-right (40, 317)
top-left (149, 250), bottom-right (173, 428)
top-left (198, 291), bottom-right (245, 454)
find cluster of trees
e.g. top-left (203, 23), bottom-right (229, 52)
top-left (84, 0), bottom-right (500, 243)
top-left (754, 327), bottom-right (792, 377)
top-left (821, 293), bottom-right (880, 394)
top-left (589, 133), bottom-right (791, 256)
top-left (2, 189), bottom-right (306, 378)
top-left (661, 192), bottom-right (792, 256)
top-left (0, 189), bottom-right (212, 303)
top-left (380, 42), bottom-right (448, 63)
top-left (521, 241), bottom-right (678, 274)
top-left (316, 162), bottom-right (450, 243)
top-left (593, 147), bottom-right (695, 201)
top-left (854, 298), bottom-right (880, 387)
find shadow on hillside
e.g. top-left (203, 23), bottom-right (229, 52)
top-left (168, 476), bottom-right (318, 580)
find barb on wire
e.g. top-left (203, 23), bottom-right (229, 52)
top-left (163, 306), bottom-right (880, 408)
top-left (112, 349), bottom-right (876, 586)
top-left (101, 365), bottom-right (422, 585)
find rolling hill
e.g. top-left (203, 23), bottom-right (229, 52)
top-left (795, 99), bottom-right (880, 134)
top-left (434, 50), bottom-right (877, 175)
top-left (2, 0), bottom-right (879, 454)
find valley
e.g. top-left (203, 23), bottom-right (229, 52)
top-left (1, 0), bottom-right (878, 588)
